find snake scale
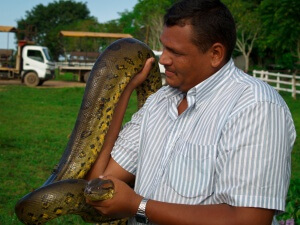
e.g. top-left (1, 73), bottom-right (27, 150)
top-left (15, 38), bottom-right (162, 225)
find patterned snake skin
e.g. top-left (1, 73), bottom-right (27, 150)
top-left (15, 38), bottom-right (162, 225)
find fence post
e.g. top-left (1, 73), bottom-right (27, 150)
top-left (292, 73), bottom-right (296, 99)
top-left (253, 70), bottom-right (257, 78)
top-left (263, 70), bottom-right (266, 81)
top-left (276, 73), bottom-right (280, 91)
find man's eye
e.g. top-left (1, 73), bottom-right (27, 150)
top-left (172, 51), bottom-right (182, 56)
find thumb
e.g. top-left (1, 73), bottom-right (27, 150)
top-left (99, 175), bottom-right (118, 184)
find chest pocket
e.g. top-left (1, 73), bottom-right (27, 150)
top-left (167, 143), bottom-right (217, 199)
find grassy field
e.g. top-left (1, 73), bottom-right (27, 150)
top-left (0, 84), bottom-right (299, 224)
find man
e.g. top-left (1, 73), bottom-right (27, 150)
top-left (87, 0), bottom-right (296, 224)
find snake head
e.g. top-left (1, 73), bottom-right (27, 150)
top-left (84, 178), bottom-right (115, 201)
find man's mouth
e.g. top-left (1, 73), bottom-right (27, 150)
top-left (165, 69), bottom-right (175, 77)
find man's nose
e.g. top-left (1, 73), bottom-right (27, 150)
top-left (159, 51), bottom-right (171, 66)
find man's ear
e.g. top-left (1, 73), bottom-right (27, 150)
top-left (210, 43), bottom-right (225, 68)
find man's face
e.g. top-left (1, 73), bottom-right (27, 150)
top-left (159, 25), bottom-right (213, 92)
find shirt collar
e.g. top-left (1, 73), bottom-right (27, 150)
top-left (190, 59), bottom-right (234, 107)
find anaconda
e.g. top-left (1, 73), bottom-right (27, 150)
top-left (15, 38), bottom-right (162, 225)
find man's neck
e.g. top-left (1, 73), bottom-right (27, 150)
top-left (177, 96), bottom-right (188, 116)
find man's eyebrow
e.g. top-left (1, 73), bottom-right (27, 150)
top-left (159, 40), bottom-right (174, 52)
top-left (159, 37), bottom-right (183, 54)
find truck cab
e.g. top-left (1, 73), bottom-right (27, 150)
top-left (21, 44), bottom-right (55, 86)
top-left (0, 26), bottom-right (55, 86)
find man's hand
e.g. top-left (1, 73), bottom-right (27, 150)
top-left (126, 57), bottom-right (155, 91)
top-left (86, 175), bottom-right (142, 219)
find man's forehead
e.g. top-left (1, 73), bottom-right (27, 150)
top-left (160, 25), bottom-right (194, 45)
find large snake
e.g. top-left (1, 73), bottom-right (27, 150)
top-left (15, 38), bottom-right (162, 225)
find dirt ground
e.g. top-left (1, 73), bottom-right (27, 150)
top-left (0, 79), bottom-right (86, 88)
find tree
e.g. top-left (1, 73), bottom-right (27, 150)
top-left (16, 0), bottom-right (93, 60)
top-left (223, 0), bottom-right (261, 72)
top-left (258, 0), bottom-right (300, 70)
top-left (118, 0), bottom-right (177, 50)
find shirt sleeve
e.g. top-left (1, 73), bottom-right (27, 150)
top-left (214, 101), bottom-right (296, 212)
top-left (111, 100), bottom-right (147, 175)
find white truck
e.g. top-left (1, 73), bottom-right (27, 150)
top-left (0, 26), bottom-right (55, 86)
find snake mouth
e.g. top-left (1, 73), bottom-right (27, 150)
top-left (84, 178), bottom-right (115, 201)
top-left (84, 187), bottom-right (92, 195)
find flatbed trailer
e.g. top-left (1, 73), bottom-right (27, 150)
top-left (57, 61), bottom-right (94, 82)
top-left (58, 31), bottom-right (133, 82)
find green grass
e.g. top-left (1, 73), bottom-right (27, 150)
top-left (55, 71), bottom-right (80, 82)
top-left (0, 85), bottom-right (298, 224)
top-left (0, 85), bottom-right (138, 224)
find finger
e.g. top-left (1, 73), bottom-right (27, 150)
top-left (99, 174), bottom-right (121, 182)
top-left (129, 57), bottom-right (155, 88)
top-left (141, 57), bottom-right (155, 75)
top-left (86, 197), bottom-right (111, 206)
top-left (99, 175), bottom-right (107, 179)
top-left (99, 174), bottom-right (113, 181)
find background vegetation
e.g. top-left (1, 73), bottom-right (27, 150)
top-left (12, 0), bottom-right (300, 73)
top-left (0, 85), bottom-right (139, 224)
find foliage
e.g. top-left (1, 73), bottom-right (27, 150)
top-left (60, 19), bottom-right (104, 55)
top-left (276, 179), bottom-right (300, 224)
top-left (223, 0), bottom-right (261, 72)
top-left (16, 0), bottom-right (93, 60)
top-left (14, 0), bottom-right (300, 72)
top-left (118, 0), bottom-right (177, 50)
top-left (222, 0), bottom-right (300, 71)
top-left (257, 0), bottom-right (300, 70)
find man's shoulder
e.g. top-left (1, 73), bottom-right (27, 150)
top-left (231, 68), bottom-right (286, 107)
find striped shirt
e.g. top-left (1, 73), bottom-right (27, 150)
top-left (111, 59), bottom-right (296, 225)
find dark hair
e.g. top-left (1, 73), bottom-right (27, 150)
top-left (164, 0), bottom-right (236, 61)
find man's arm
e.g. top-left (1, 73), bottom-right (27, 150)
top-left (89, 158), bottom-right (274, 225)
top-left (103, 157), bottom-right (135, 184)
top-left (145, 200), bottom-right (274, 225)
top-left (85, 57), bottom-right (155, 180)
top-left (87, 174), bottom-right (274, 225)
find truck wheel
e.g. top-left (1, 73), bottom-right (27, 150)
top-left (83, 72), bottom-right (90, 83)
top-left (24, 72), bottom-right (40, 87)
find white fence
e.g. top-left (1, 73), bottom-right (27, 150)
top-left (253, 70), bottom-right (300, 99)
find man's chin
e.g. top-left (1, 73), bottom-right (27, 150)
top-left (165, 80), bottom-right (179, 89)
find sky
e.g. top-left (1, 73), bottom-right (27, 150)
top-left (0, 0), bottom-right (138, 50)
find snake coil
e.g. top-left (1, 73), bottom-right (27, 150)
top-left (15, 38), bottom-right (162, 225)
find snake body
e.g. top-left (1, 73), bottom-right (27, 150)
top-left (15, 38), bottom-right (162, 224)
